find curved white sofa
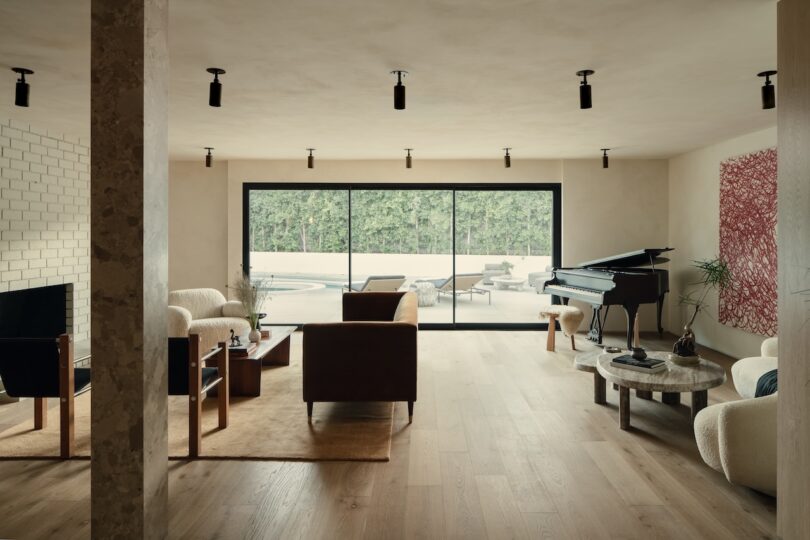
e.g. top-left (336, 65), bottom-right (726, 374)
top-left (694, 337), bottom-right (777, 496)
top-left (168, 288), bottom-right (251, 352)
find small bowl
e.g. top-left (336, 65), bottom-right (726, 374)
top-left (668, 353), bottom-right (700, 366)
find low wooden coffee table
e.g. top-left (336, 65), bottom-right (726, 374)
top-left (209, 326), bottom-right (296, 397)
top-left (596, 351), bottom-right (726, 430)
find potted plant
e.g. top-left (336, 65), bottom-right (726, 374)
top-left (231, 271), bottom-right (272, 343)
top-left (672, 257), bottom-right (732, 364)
top-left (500, 260), bottom-right (514, 276)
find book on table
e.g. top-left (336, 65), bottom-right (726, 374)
top-left (229, 342), bottom-right (258, 358)
top-left (610, 354), bottom-right (667, 373)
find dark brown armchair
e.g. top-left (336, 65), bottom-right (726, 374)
top-left (303, 291), bottom-right (418, 422)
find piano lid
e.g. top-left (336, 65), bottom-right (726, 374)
top-left (578, 248), bottom-right (673, 268)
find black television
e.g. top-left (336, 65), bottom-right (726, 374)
top-left (0, 284), bottom-right (68, 338)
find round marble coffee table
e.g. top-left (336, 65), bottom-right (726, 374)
top-left (596, 351), bottom-right (726, 430)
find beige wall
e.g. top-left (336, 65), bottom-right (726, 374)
top-left (667, 127), bottom-right (777, 359)
top-left (169, 157), bottom-right (669, 332)
top-left (168, 160), bottom-right (229, 293)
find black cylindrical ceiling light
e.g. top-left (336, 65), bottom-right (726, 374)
top-left (576, 69), bottom-right (595, 109)
top-left (307, 148), bottom-right (315, 169)
top-left (405, 148), bottom-right (413, 168)
top-left (207, 68), bottom-right (226, 107)
top-left (391, 70), bottom-right (408, 110)
top-left (205, 147), bottom-right (214, 167)
top-left (601, 148), bottom-right (610, 169)
top-left (503, 148), bottom-right (512, 168)
top-left (758, 70), bottom-right (777, 109)
top-left (12, 68), bottom-right (34, 107)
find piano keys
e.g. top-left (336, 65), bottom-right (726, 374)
top-left (542, 248), bottom-right (672, 350)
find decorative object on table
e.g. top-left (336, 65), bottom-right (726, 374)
top-left (539, 305), bottom-right (584, 352)
top-left (229, 329), bottom-right (241, 348)
top-left (231, 271), bottom-right (272, 343)
top-left (677, 257), bottom-right (732, 359)
top-left (610, 354), bottom-right (667, 373)
top-left (500, 260), bottom-right (514, 275)
top-left (718, 148), bottom-right (777, 336)
top-left (630, 347), bottom-right (647, 360)
top-left (604, 346), bottom-right (622, 354)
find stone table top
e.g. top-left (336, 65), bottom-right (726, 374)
top-left (574, 349), bottom-right (602, 373)
top-left (596, 351), bottom-right (727, 393)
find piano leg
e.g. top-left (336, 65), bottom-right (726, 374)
top-left (622, 304), bottom-right (639, 350)
top-left (587, 306), bottom-right (603, 343)
top-left (656, 294), bottom-right (666, 337)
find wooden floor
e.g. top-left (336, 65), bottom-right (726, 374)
top-left (0, 331), bottom-right (776, 539)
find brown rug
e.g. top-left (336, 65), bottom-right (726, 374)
top-left (0, 352), bottom-right (395, 461)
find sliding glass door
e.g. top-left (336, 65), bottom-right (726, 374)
top-left (244, 183), bottom-right (560, 329)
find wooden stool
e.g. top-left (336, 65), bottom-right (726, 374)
top-left (539, 305), bottom-right (584, 352)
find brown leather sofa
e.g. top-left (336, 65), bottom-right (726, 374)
top-left (303, 291), bottom-right (418, 422)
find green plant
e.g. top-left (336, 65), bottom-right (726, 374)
top-left (230, 271), bottom-right (272, 328)
top-left (679, 257), bottom-right (733, 327)
top-left (500, 260), bottom-right (515, 274)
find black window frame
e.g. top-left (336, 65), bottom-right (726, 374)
top-left (242, 182), bottom-right (562, 330)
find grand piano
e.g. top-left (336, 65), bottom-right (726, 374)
top-left (541, 248), bottom-right (673, 350)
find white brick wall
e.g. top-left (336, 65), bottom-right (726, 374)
top-left (0, 118), bottom-right (90, 342)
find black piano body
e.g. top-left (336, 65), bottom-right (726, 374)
top-left (541, 248), bottom-right (672, 350)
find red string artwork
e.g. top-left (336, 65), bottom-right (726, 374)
top-left (718, 148), bottom-right (778, 336)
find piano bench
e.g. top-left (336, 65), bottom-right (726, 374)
top-left (540, 306), bottom-right (584, 352)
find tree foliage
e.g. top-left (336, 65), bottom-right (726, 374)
top-left (249, 189), bottom-right (553, 256)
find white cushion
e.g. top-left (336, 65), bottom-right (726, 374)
top-left (761, 337), bottom-right (778, 358)
top-left (189, 317), bottom-right (251, 353)
top-left (169, 288), bottom-right (227, 320)
top-left (694, 403), bottom-right (724, 473)
top-left (731, 356), bottom-right (778, 399)
top-left (222, 300), bottom-right (248, 318)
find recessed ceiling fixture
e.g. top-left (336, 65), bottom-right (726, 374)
top-left (307, 148), bottom-right (315, 169)
top-left (503, 148), bottom-right (512, 168)
top-left (11, 68), bottom-right (34, 107)
top-left (391, 70), bottom-right (408, 110)
top-left (576, 69), bottom-right (595, 109)
top-left (207, 68), bottom-right (226, 107)
top-left (204, 147), bottom-right (214, 167)
top-left (758, 70), bottom-right (777, 109)
top-left (601, 148), bottom-right (610, 169)
top-left (405, 148), bottom-right (413, 169)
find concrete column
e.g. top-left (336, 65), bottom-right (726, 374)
top-left (777, 0), bottom-right (810, 537)
top-left (90, 0), bottom-right (169, 538)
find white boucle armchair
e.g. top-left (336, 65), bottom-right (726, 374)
top-left (168, 288), bottom-right (251, 352)
top-left (694, 337), bottom-right (777, 496)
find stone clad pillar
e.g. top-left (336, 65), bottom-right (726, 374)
top-left (90, 0), bottom-right (169, 537)
top-left (777, 0), bottom-right (810, 537)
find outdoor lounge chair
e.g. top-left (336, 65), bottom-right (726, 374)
top-left (418, 273), bottom-right (490, 304)
top-left (342, 275), bottom-right (406, 293)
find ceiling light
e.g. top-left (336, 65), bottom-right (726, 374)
top-left (576, 69), bottom-right (595, 109)
top-left (307, 148), bottom-right (315, 169)
top-left (405, 148), bottom-right (413, 168)
top-left (207, 68), bottom-right (226, 107)
top-left (601, 148), bottom-right (610, 169)
top-left (205, 147), bottom-right (213, 167)
top-left (391, 70), bottom-right (408, 110)
top-left (503, 148), bottom-right (512, 168)
top-left (758, 70), bottom-right (777, 109)
top-left (12, 68), bottom-right (33, 107)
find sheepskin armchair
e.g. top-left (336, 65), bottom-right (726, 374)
top-left (694, 337), bottom-right (778, 496)
top-left (168, 288), bottom-right (251, 352)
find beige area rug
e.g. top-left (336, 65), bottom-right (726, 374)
top-left (0, 353), bottom-right (395, 461)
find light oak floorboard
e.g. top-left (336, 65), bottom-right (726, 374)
top-left (0, 331), bottom-right (776, 539)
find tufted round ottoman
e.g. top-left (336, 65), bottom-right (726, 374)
top-left (539, 305), bottom-right (584, 352)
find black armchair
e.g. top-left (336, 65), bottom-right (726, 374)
top-left (0, 334), bottom-right (90, 458)
top-left (168, 334), bottom-right (229, 457)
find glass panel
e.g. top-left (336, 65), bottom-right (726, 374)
top-left (454, 190), bottom-right (555, 323)
top-left (350, 189), bottom-right (453, 324)
top-left (248, 189), bottom-right (348, 324)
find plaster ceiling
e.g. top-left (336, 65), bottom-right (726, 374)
top-left (0, 0), bottom-right (777, 160)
